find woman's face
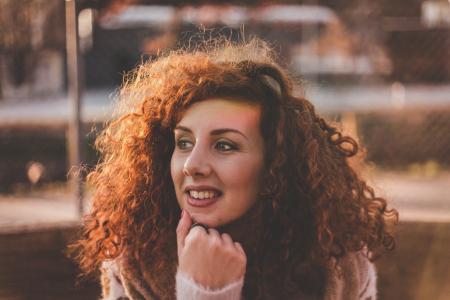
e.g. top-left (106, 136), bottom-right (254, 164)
top-left (171, 98), bottom-right (265, 227)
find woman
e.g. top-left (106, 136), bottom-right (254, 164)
top-left (72, 39), bottom-right (398, 299)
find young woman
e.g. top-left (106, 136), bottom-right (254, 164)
top-left (72, 39), bottom-right (398, 299)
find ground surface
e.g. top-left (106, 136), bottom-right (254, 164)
top-left (0, 171), bottom-right (449, 300)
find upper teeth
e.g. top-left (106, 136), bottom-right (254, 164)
top-left (189, 190), bottom-right (217, 199)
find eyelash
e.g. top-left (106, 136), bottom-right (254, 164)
top-left (175, 139), bottom-right (238, 152)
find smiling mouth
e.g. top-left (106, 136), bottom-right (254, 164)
top-left (188, 189), bottom-right (220, 199)
top-left (185, 189), bottom-right (222, 208)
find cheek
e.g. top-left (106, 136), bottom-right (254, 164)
top-left (221, 157), bottom-right (263, 194)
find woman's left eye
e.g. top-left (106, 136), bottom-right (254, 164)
top-left (215, 141), bottom-right (237, 152)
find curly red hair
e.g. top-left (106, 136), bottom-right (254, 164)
top-left (71, 39), bottom-right (398, 298)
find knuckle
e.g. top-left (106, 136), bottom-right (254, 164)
top-left (209, 236), bottom-right (222, 248)
top-left (221, 233), bottom-right (232, 240)
top-left (236, 250), bottom-right (247, 263)
top-left (190, 226), bottom-right (206, 236)
top-left (209, 228), bottom-right (219, 235)
top-left (240, 253), bottom-right (247, 264)
top-left (185, 229), bottom-right (204, 244)
top-left (223, 244), bottom-right (234, 255)
top-left (183, 235), bottom-right (194, 246)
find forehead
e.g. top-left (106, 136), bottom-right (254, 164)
top-left (178, 98), bottom-right (261, 130)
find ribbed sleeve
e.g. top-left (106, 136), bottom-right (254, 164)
top-left (175, 270), bottom-right (243, 300)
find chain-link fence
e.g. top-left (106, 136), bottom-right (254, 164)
top-left (3, 1), bottom-right (449, 187)
top-left (358, 109), bottom-right (450, 169)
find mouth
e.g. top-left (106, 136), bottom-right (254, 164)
top-left (184, 186), bottom-right (223, 208)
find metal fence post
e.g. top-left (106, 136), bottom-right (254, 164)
top-left (65, 0), bottom-right (83, 218)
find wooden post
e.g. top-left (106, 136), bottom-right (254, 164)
top-left (65, 0), bottom-right (83, 218)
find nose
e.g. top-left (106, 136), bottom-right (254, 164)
top-left (183, 143), bottom-right (212, 178)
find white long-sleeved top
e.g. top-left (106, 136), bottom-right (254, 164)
top-left (100, 251), bottom-right (377, 300)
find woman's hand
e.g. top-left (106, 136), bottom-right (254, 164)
top-left (176, 209), bottom-right (247, 290)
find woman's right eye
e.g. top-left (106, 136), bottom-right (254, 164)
top-left (176, 139), bottom-right (193, 150)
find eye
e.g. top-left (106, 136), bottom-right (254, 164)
top-left (176, 139), bottom-right (193, 150)
top-left (215, 140), bottom-right (237, 152)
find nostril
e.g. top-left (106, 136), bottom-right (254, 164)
top-left (182, 167), bottom-right (191, 176)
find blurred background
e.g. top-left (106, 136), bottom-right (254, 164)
top-left (0, 0), bottom-right (449, 299)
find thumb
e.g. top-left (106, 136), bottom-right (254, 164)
top-left (176, 209), bottom-right (192, 256)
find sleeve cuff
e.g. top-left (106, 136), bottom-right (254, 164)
top-left (176, 270), bottom-right (243, 300)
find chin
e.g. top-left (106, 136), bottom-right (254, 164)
top-left (188, 211), bottom-right (224, 228)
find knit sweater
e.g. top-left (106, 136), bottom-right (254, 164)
top-left (100, 251), bottom-right (377, 300)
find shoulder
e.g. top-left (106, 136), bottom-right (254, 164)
top-left (324, 251), bottom-right (377, 300)
top-left (100, 256), bottom-right (162, 300)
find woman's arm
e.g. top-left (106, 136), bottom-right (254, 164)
top-left (176, 270), bottom-right (244, 300)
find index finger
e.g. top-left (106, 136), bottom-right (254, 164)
top-left (176, 209), bottom-right (192, 255)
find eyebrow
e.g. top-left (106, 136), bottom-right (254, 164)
top-left (174, 125), bottom-right (248, 140)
